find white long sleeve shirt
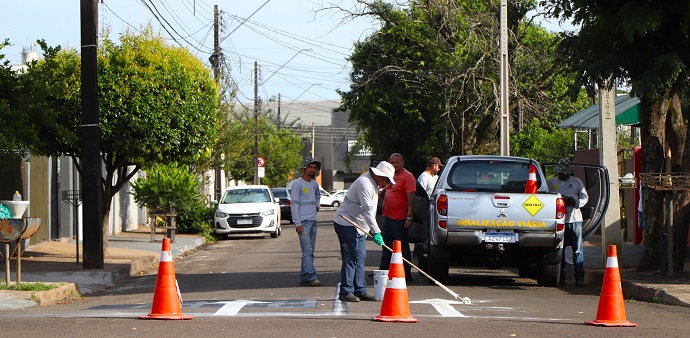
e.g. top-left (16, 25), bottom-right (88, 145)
top-left (333, 173), bottom-right (381, 235)
top-left (547, 175), bottom-right (589, 223)
top-left (290, 177), bottom-right (320, 225)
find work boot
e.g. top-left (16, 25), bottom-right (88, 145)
top-left (299, 279), bottom-right (321, 287)
top-left (338, 293), bottom-right (360, 302)
top-left (353, 292), bottom-right (376, 301)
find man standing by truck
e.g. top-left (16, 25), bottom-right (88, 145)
top-left (379, 153), bottom-right (417, 283)
top-left (547, 158), bottom-right (589, 286)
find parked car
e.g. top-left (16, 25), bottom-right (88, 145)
top-left (331, 190), bottom-right (347, 206)
top-left (319, 188), bottom-right (340, 207)
top-left (214, 185), bottom-right (281, 239)
top-left (271, 187), bottom-right (293, 224)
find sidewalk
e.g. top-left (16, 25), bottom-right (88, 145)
top-left (0, 227), bottom-right (205, 309)
top-left (582, 234), bottom-right (690, 307)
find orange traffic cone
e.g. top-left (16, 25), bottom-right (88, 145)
top-left (524, 164), bottom-right (538, 194)
top-left (373, 240), bottom-right (418, 323)
top-left (140, 238), bottom-right (193, 320)
top-left (585, 245), bottom-right (637, 327)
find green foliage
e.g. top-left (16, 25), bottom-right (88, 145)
top-left (13, 27), bottom-right (220, 242)
top-left (0, 281), bottom-right (59, 291)
top-left (221, 109), bottom-right (302, 186)
top-left (132, 163), bottom-right (213, 238)
top-left (0, 40), bottom-right (41, 160)
top-left (510, 118), bottom-right (575, 164)
top-left (340, 0), bottom-right (590, 170)
top-left (131, 163), bottom-right (201, 212)
top-left (175, 197), bottom-right (215, 242)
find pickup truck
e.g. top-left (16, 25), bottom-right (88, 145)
top-left (411, 155), bottom-right (609, 287)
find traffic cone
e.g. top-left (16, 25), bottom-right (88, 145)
top-left (585, 245), bottom-right (637, 327)
top-left (373, 240), bottom-right (418, 323)
top-left (524, 164), bottom-right (538, 194)
top-left (140, 238), bottom-right (193, 320)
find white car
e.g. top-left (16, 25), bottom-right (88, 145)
top-left (214, 185), bottom-right (281, 239)
top-left (319, 189), bottom-right (341, 207)
top-left (331, 190), bottom-right (347, 206)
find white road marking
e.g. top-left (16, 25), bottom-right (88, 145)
top-left (212, 300), bottom-right (268, 316)
top-left (411, 298), bottom-right (468, 317)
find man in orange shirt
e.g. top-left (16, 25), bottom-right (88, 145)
top-left (378, 153), bottom-right (417, 282)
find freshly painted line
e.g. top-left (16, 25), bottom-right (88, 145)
top-left (212, 300), bottom-right (269, 316)
top-left (411, 298), bottom-right (468, 317)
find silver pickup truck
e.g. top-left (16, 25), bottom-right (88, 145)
top-left (411, 155), bottom-right (609, 287)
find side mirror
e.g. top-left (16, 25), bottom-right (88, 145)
top-left (210, 200), bottom-right (218, 207)
top-left (274, 197), bottom-right (280, 203)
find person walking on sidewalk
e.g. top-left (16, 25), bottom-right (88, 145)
top-left (547, 158), bottom-right (589, 286)
top-left (379, 153), bottom-right (417, 283)
top-left (333, 161), bottom-right (395, 302)
top-left (291, 157), bottom-right (322, 287)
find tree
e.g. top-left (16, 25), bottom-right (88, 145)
top-left (544, 0), bottom-right (690, 272)
top-left (338, 0), bottom-right (589, 171)
top-left (220, 109), bottom-right (303, 187)
top-left (0, 40), bottom-right (41, 162)
top-left (17, 27), bottom-right (219, 249)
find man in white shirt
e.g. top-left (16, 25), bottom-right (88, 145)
top-left (547, 158), bottom-right (589, 286)
top-left (333, 161), bottom-right (394, 302)
top-left (417, 157), bottom-right (443, 197)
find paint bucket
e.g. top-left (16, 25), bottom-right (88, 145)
top-left (373, 269), bottom-right (388, 301)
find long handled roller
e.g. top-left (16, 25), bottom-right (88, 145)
top-left (339, 214), bottom-right (470, 304)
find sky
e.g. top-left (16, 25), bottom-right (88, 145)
top-left (1, 0), bottom-right (378, 104)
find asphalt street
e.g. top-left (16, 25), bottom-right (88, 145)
top-left (1, 209), bottom-right (689, 336)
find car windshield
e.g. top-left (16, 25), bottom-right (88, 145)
top-left (221, 189), bottom-right (272, 204)
top-left (445, 160), bottom-right (540, 193)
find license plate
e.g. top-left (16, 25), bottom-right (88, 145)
top-left (484, 232), bottom-right (516, 243)
top-left (237, 218), bottom-right (252, 225)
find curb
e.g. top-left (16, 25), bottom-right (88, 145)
top-left (585, 268), bottom-right (690, 308)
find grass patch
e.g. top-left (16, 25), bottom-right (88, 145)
top-left (0, 280), bottom-right (60, 291)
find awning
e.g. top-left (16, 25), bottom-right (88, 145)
top-left (557, 95), bottom-right (640, 129)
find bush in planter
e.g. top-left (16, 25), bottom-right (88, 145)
top-left (131, 163), bottom-right (212, 238)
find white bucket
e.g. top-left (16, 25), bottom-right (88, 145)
top-left (373, 269), bottom-right (388, 301)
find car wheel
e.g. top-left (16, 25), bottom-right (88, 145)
top-left (332, 201), bottom-right (340, 207)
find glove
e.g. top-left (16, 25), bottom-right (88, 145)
top-left (372, 233), bottom-right (383, 246)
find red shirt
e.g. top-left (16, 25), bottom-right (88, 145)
top-left (382, 168), bottom-right (416, 220)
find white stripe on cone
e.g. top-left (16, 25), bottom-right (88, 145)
top-left (387, 277), bottom-right (407, 289)
top-left (606, 256), bottom-right (618, 268)
top-left (160, 250), bottom-right (173, 262)
top-left (528, 172), bottom-right (536, 180)
top-left (391, 253), bottom-right (403, 264)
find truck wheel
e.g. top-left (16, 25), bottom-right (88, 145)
top-left (536, 261), bottom-right (561, 287)
top-left (518, 263), bottom-right (536, 278)
top-left (427, 245), bottom-right (449, 284)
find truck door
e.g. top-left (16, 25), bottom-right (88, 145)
top-left (542, 163), bottom-right (610, 240)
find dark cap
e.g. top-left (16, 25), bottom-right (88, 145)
top-left (428, 157), bottom-right (444, 167)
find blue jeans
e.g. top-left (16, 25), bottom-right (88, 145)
top-left (561, 222), bottom-right (584, 281)
top-left (298, 219), bottom-right (318, 282)
top-left (333, 222), bottom-right (368, 296)
top-left (379, 217), bottom-right (412, 278)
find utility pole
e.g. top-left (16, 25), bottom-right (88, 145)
top-left (277, 93), bottom-right (281, 130)
top-left (80, 0), bottom-right (103, 269)
top-left (499, 0), bottom-right (510, 156)
top-left (311, 122), bottom-right (315, 158)
top-left (253, 61), bottom-right (260, 185)
top-left (210, 5), bottom-right (223, 201)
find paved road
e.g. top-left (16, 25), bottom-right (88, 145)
top-left (3, 209), bottom-right (690, 336)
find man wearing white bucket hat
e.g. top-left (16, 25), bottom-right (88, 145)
top-left (333, 161), bottom-right (396, 302)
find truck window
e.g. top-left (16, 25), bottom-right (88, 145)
top-left (446, 161), bottom-right (540, 193)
